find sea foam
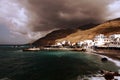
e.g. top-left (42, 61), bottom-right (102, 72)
top-left (99, 55), bottom-right (120, 67)
top-left (0, 78), bottom-right (11, 80)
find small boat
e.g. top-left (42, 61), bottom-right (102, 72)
top-left (23, 47), bottom-right (40, 51)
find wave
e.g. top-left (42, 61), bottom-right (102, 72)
top-left (92, 53), bottom-right (120, 67)
top-left (77, 75), bottom-right (105, 80)
top-left (0, 77), bottom-right (11, 80)
top-left (99, 55), bottom-right (120, 67)
top-left (77, 74), bottom-right (120, 80)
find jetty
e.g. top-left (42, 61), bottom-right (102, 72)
top-left (23, 47), bottom-right (40, 51)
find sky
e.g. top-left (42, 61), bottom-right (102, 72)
top-left (0, 0), bottom-right (120, 44)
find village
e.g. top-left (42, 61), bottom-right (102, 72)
top-left (22, 34), bottom-right (120, 80)
top-left (23, 34), bottom-right (120, 52)
top-left (39, 34), bottom-right (120, 52)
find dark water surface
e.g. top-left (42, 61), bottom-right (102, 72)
top-left (0, 46), bottom-right (119, 80)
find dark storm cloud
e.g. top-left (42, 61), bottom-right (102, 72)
top-left (0, 0), bottom-right (118, 44)
top-left (24, 0), bottom-right (115, 32)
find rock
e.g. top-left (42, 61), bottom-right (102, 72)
top-left (101, 57), bottom-right (108, 62)
top-left (104, 72), bottom-right (114, 80)
top-left (100, 70), bottom-right (120, 80)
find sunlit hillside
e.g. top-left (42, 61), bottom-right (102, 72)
top-left (33, 18), bottom-right (120, 46)
top-left (56, 20), bottom-right (120, 43)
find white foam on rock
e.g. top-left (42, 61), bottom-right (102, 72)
top-left (99, 55), bottom-right (120, 67)
top-left (88, 77), bottom-right (105, 80)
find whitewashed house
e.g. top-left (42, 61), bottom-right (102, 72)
top-left (61, 41), bottom-right (66, 45)
top-left (76, 41), bottom-right (84, 47)
top-left (61, 40), bottom-right (71, 47)
top-left (83, 40), bottom-right (94, 48)
top-left (56, 42), bottom-right (63, 46)
top-left (109, 34), bottom-right (120, 42)
top-left (109, 34), bottom-right (120, 47)
top-left (94, 34), bottom-right (109, 46)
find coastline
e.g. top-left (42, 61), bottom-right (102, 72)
top-left (94, 52), bottom-right (120, 61)
top-left (23, 47), bottom-right (120, 61)
top-left (93, 48), bottom-right (120, 61)
top-left (94, 52), bottom-right (120, 67)
top-left (40, 47), bottom-right (86, 52)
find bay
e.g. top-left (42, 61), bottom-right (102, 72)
top-left (0, 46), bottom-right (119, 80)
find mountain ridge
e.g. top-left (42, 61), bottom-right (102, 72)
top-left (33, 18), bottom-right (120, 46)
top-left (33, 29), bottom-right (77, 46)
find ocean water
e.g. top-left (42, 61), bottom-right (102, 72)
top-left (0, 46), bottom-right (119, 80)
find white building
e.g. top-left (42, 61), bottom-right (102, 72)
top-left (56, 42), bottom-right (62, 46)
top-left (83, 40), bottom-right (94, 48)
top-left (61, 40), bottom-right (72, 46)
top-left (109, 34), bottom-right (120, 38)
top-left (109, 34), bottom-right (120, 42)
top-left (109, 34), bottom-right (120, 47)
top-left (76, 41), bottom-right (84, 47)
top-left (94, 34), bottom-right (110, 46)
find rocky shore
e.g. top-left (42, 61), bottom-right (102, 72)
top-left (94, 49), bottom-right (120, 60)
top-left (95, 52), bottom-right (120, 60)
top-left (93, 48), bottom-right (120, 60)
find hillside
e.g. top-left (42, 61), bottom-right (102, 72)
top-left (33, 18), bottom-right (120, 46)
top-left (33, 29), bottom-right (77, 46)
top-left (78, 23), bottom-right (99, 30)
top-left (56, 20), bottom-right (120, 43)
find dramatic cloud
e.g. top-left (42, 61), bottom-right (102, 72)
top-left (25, 0), bottom-right (115, 32)
top-left (0, 0), bottom-right (45, 44)
top-left (0, 0), bottom-right (119, 44)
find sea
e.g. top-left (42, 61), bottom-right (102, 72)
top-left (0, 45), bottom-right (120, 80)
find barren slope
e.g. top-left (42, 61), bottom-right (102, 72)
top-left (56, 20), bottom-right (120, 43)
top-left (33, 18), bottom-right (120, 46)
